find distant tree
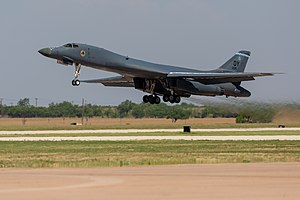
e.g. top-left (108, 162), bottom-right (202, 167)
top-left (17, 98), bottom-right (30, 107)
top-left (132, 105), bottom-right (145, 118)
top-left (117, 100), bottom-right (135, 118)
top-left (167, 106), bottom-right (191, 120)
top-left (48, 101), bottom-right (78, 117)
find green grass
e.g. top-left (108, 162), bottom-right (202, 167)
top-left (0, 130), bottom-right (300, 137)
top-left (0, 140), bottom-right (299, 168)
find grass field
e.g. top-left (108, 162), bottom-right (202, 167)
top-left (0, 118), bottom-right (299, 168)
top-left (0, 140), bottom-right (299, 168)
top-left (0, 117), bottom-right (237, 130)
top-left (0, 117), bottom-right (236, 126)
top-left (0, 117), bottom-right (296, 131)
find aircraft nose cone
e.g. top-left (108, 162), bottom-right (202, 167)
top-left (38, 48), bottom-right (52, 57)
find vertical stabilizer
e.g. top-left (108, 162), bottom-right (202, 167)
top-left (219, 50), bottom-right (250, 72)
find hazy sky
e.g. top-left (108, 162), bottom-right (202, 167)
top-left (0, 0), bottom-right (299, 106)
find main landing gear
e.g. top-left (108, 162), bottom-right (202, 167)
top-left (142, 94), bottom-right (181, 104)
top-left (162, 94), bottom-right (181, 104)
top-left (72, 63), bottom-right (81, 86)
top-left (143, 95), bottom-right (161, 104)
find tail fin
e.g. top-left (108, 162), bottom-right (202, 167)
top-left (219, 50), bottom-right (250, 72)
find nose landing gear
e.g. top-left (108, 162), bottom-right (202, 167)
top-left (72, 63), bottom-right (81, 86)
top-left (72, 79), bottom-right (80, 86)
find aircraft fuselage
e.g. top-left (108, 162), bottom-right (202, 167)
top-left (39, 43), bottom-right (274, 104)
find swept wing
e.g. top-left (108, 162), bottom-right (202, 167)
top-left (167, 72), bottom-right (276, 84)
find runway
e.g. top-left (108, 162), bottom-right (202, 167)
top-left (0, 127), bottom-right (299, 141)
top-left (0, 163), bottom-right (299, 200)
top-left (1, 135), bottom-right (300, 141)
top-left (0, 127), bottom-right (299, 135)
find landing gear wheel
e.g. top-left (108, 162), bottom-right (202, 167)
top-left (174, 96), bottom-right (181, 103)
top-left (143, 95), bottom-right (161, 104)
top-left (72, 79), bottom-right (80, 86)
top-left (143, 95), bottom-right (149, 103)
top-left (163, 95), bottom-right (169, 102)
top-left (169, 95), bottom-right (175, 104)
top-left (75, 79), bottom-right (80, 86)
top-left (154, 96), bottom-right (161, 104)
top-left (148, 95), bottom-right (155, 104)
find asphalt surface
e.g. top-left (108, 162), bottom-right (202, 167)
top-left (0, 127), bottom-right (299, 135)
top-left (0, 127), bottom-right (299, 141)
top-left (1, 163), bottom-right (299, 200)
top-left (1, 129), bottom-right (299, 199)
top-left (0, 135), bottom-right (300, 141)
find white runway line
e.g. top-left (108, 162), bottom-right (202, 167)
top-left (1, 135), bottom-right (300, 141)
top-left (0, 127), bottom-right (300, 135)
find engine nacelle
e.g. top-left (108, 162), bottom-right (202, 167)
top-left (174, 79), bottom-right (223, 96)
top-left (173, 79), bottom-right (251, 97)
top-left (218, 83), bottom-right (251, 97)
top-left (134, 78), bottom-right (251, 98)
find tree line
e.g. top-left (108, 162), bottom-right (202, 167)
top-left (0, 98), bottom-right (294, 123)
top-left (0, 98), bottom-right (198, 119)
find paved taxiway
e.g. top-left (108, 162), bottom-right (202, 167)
top-left (1, 135), bottom-right (300, 141)
top-left (1, 128), bottom-right (299, 141)
top-left (0, 163), bottom-right (299, 200)
top-left (0, 127), bottom-right (300, 135)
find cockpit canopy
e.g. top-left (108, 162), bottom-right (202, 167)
top-left (63, 43), bottom-right (79, 48)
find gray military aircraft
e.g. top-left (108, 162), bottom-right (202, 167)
top-left (39, 43), bottom-right (275, 104)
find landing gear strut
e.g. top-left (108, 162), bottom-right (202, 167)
top-left (72, 63), bottom-right (81, 86)
top-left (74, 63), bottom-right (81, 79)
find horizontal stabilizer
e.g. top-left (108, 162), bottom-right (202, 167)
top-left (80, 76), bottom-right (134, 87)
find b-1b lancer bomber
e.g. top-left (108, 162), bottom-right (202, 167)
top-left (39, 43), bottom-right (275, 104)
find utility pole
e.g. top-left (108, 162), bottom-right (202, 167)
top-left (34, 98), bottom-right (38, 118)
top-left (81, 98), bottom-right (85, 125)
top-left (0, 98), bottom-right (3, 118)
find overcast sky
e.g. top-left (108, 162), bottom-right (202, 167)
top-left (0, 0), bottom-right (299, 106)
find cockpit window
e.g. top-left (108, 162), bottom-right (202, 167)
top-left (63, 43), bottom-right (79, 48)
top-left (64, 43), bottom-right (72, 48)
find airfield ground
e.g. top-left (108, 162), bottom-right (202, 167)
top-left (1, 163), bottom-right (299, 200)
top-left (0, 119), bottom-right (299, 199)
top-left (0, 117), bottom-right (236, 128)
top-left (0, 128), bottom-right (300, 167)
